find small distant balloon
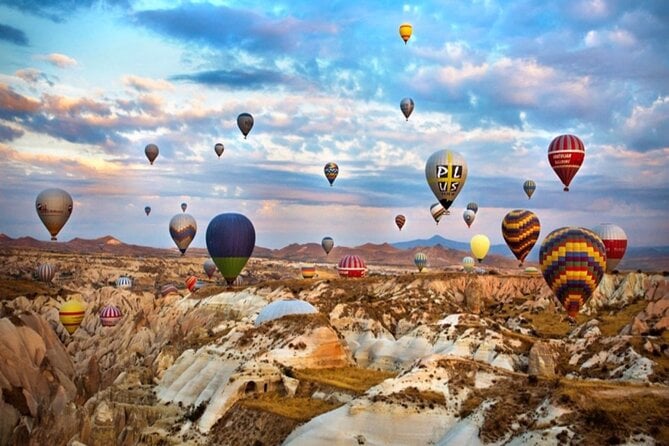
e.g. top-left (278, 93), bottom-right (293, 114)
top-left (185, 275), bottom-right (198, 292)
top-left (466, 202), bottom-right (478, 214)
top-left (470, 234), bottom-right (490, 262)
top-left (463, 209), bottom-right (476, 228)
top-left (36, 263), bottom-right (55, 283)
top-left (324, 162), bottom-right (339, 186)
top-left (204, 259), bottom-right (217, 279)
top-left (321, 237), bottom-right (334, 255)
top-left (145, 144), bottom-right (159, 165)
top-left (237, 113), bottom-right (254, 139)
top-left (115, 276), bottom-right (132, 289)
top-left (214, 143), bottom-right (224, 158)
top-left (169, 213), bottom-right (197, 255)
top-left (301, 265), bottom-right (316, 279)
top-left (414, 252), bottom-right (427, 272)
top-left (430, 202), bottom-right (446, 225)
top-left (180, 202), bottom-right (187, 213)
top-left (99, 305), bottom-right (122, 327)
top-left (395, 214), bottom-right (406, 231)
top-left (523, 180), bottom-right (536, 199)
top-left (36, 188), bottom-right (73, 241)
top-left (399, 23), bottom-right (412, 44)
top-left (462, 256), bottom-right (475, 272)
top-left (400, 98), bottom-right (414, 121)
top-left (144, 206), bottom-right (151, 216)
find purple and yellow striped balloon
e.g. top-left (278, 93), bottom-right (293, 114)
top-left (539, 227), bottom-right (606, 318)
top-left (501, 210), bottom-right (541, 266)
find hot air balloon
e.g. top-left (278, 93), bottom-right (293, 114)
top-left (523, 180), bottom-right (536, 199)
top-left (99, 305), bottom-right (122, 327)
top-left (400, 98), bottom-right (414, 121)
top-left (395, 214), bottom-right (406, 231)
top-left (115, 276), bottom-right (132, 289)
top-left (414, 252), bottom-right (427, 272)
top-left (524, 266), bottom-right (540, 276)
top-left (548, 134), bottom-right (585, 191)
top-left (470, 234), bottom-right (490, 262)
top-left (160, 283), bottom-right (179, 297)
top-left (206, 213), bottom-right (255, 285)
top-left (501, 210), bottom-right (541, 266)
top-left (425, 150), bottom-right (468, 213)
top-left (181, 202), bottom-right (187, 213)
top-left (144, 206), bottom-right (151, 216)
top-left (337, 255), bottom-right (367, 278)
top-left (466, 202), bottom-right (478, 214)
top-left (462, 256), bottom-right (475, 272)
top-left (539, 227), bottom-right (606, 318)
top-left (237, 113), bottom-right (254, 139)
top-left (169, 213), bottom-right (197, 255)
top-left (204, 259), bottom-right (217, 279)
top-left (36, 188), bottom-right (73, 241)
top-left (185, 275), bottom-right (198, 292)
top-left (36, 263), bottom-right (56, 283)
top-left (301, 265), bottom-right (316, 279)
top-left (145, 143), bottom-right (159, 165)
top-left (399, 23), bottom-right (412, 44)
top-left (214, 143), bottom-right (224, 158)
top-left (324, 162), bottom-right (339, 186)
top-left (321, 237), bottom-right (334, 255)
top-left (463, 210), bottom-right (476, 228)
top-left (592, 223), bottom-right (628, 272)
top-left (59, 300), bottom-right (86, 334)
top-left (430, 202), bottom-right (447, 225)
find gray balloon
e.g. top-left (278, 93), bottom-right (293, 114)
top-left (237, 113), bottom-right (254, 139)
top-left (214, 143), bottom-right (224, 157)
top-left (169, 213), bottom-right (197, 255)
top-left (400, 97), bottom-right (414, 121)
top-left (425, 150), bottom-right (468, 212)
top-left (463, 209), bottom-right (476, 228)
top-left (145, 144), bottom-right (159, 164)
top-left (35, 188), bottom-right (73, 241)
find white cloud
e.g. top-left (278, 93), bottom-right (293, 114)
top-left (36, 53), bottom-right (78, 68)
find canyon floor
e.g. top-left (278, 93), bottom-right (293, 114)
top-left (1, 248), bottom-right (668, 446)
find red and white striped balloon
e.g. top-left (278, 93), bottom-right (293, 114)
top-left (337, 255), bottom-right (367, 278)
top-left (99, 305), bottom-right (122, 327)
top-left (592, 223), bottom-right (628, 272)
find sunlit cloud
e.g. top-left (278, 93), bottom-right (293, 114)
top-left (36, 53), bottom-right (78, 68)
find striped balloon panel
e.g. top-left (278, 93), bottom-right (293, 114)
top-left (115, 276), bottom-right (132, 288)
top-left (414, 253), bottom-right (428, 271)
top-left (301, 266), bottom-right (316, 279)
top-left (36, 263), bottom-right (55, 283)
top-left (160, 284), bottom-right (179, 296)
top-left (430, 203), bottom-right (446, 224)
top-left (523, 180), bottom-right (536, 198)
top-left (539, 227), bottom-right (606, 317)
top-left (592, 223), bottom-right (628, 271)
top-left (337, 255), bottom-right (367, 278)
top-left (204, 259), bottom-right (217, 278)
top-left (548, 134), bottom-right (585, 189)
top-left (501, 210), bottom-right (541, 264)
top-left (185, 276), bottom-right (198, 291)
top-left (100, 305), bottom-right (122, 327)
top-left (59, 300), bottom-right (86, 334)
top-left (395, 215), bottom-right (406, 230)
top-left (462, 256), bottom-right (475, 272)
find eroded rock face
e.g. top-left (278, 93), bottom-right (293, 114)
top-left (528, 342), bottom-right (556, 378)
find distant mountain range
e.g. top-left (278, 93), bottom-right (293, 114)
top-left (1, 233), bottom-right (667, 271)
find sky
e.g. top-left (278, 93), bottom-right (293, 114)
top-left (0, 0), bottom-right (667, 254)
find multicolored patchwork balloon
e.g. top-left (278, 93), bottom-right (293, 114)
top-left (501, 209), bottom-right (541, 266)
top-left (324, 162), bottom-right (339, 186)
top-left (539, 227), bottom-right (606, 318)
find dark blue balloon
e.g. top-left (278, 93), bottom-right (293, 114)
top-left (206, 213), bottom-right (256, 284)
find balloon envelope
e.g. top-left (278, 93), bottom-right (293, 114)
top-left (237, 113), bottom-right (254, 138)
top-left (181, 202), bottom-right (187, 212)
top-left (321, 237), bottom-right (334, 255)
top-left (145, 143), bottom-right (159, 164)
top-left (400, 97), bottom-right (414, 121)
top-left (430, 202), bottom-right (446, 225)
top-left (144, 206), bottom-right (151, 216)
top-left (204, 259), bottom-right (217, 278)
top-left (337, 255), bottom-right (367, 278)
top-left (470, 234), bottom-right (490, 262)
top-left (395, 214), bottom-right (406, 230)
top-left (301, 265), bottom-right (316, 279)
top-left (425, 150), bottom-right (468, 212)
top-left (115, 276), bottom-right (132, 289)
top-left (523, 180), bottom-right (536, 199)
top-left (592, 223), bottom-right (628, 272)
top-left (414, 252), bottom-right (427, 272)
top-left (206, 213), bottom-right (256, 285)
top-left (501, 210), bottom-right (541, 266)
top-left (36, 263), bottom-right (56, 283)
top-left (399, 23), bottom-right (412, 43)
top-left (462, 256), bottom-right (475, 272)
top-left (100, 305), bottom-right (122, 327)
top-left (214, 143), bottom-right (224, 157)
top-left (548, 134), bottom-right (585, 191)
top-left (466, 202), bottom-right (478, 214)
top-left (463, 210), bottom-right (476, 228)
top-left (169, 213), bottom-right (197, 255)
top-left (59, 300), bottom-right (86, 334)
top-left (324, 162), bottom-right (339, 186)
top-left (36, 188), bottom-right (73, 241)
top-left (539, 227), bottom-right (606, 318)
top-left (185, 275), bottom-right (198, 292)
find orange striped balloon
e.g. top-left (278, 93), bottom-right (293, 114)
top-left (501, 209), bottom-right (541, 266)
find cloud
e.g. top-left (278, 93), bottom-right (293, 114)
top-left (0, 0), bottom-right (130, 22)
top-left (622, 96), bottom-right (669, 152)
top-left (0, 23), bottom-right (28, 46)
top-left (15, 68), bottom-right (55, 86)
top-left (170, 69), bottom-right (297, 89)
top-left (122, 75), bottom-right (174, 92)
top-left (36, 53), bottom-right (78, 68)
top-left (0, 123), bottom-right (23, 141)
top-left (0, 84), bottom-right (41, 119)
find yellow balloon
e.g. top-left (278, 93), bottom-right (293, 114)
top-left (470, 234), bottom-right (490, 262)
top-left (59, 300), bottom-right (86, 334)
top-left (399, 23), bottom-right (412, 44)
